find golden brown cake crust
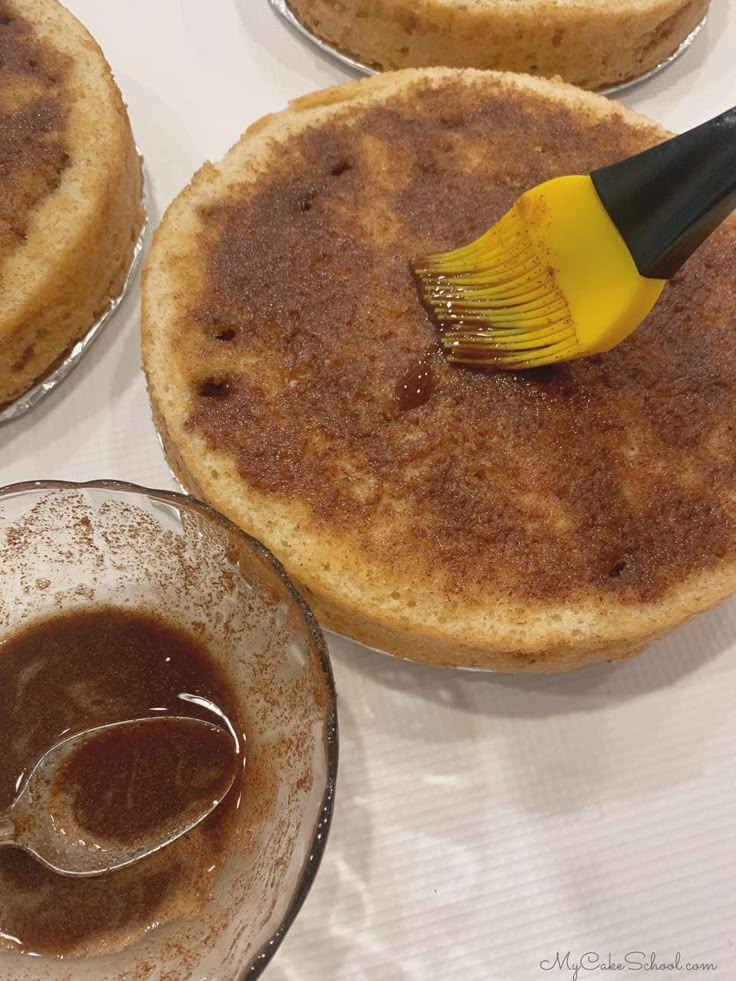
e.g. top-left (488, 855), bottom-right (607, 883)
top-left (286, 0), bottom-right (710, 90)
top-left (142, 70), bottom-right (736, 672)
top-left (0, 0), bottom-right (144, 407)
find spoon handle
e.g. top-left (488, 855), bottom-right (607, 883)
top-left (0, 812), bottom-right (15, 846)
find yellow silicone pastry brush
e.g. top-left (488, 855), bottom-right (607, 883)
top-left (412, 106), bottom-right (736, 370)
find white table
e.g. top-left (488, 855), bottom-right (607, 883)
top-left (3, 3), bottom-right (736, 978)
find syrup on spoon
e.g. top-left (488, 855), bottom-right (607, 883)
top-left (0, 716), bottom-right (239, 878)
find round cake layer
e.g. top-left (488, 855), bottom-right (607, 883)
top-left (0, 0), bottom-right (144, 407)
top-left (286, 0), bottom-right (709, 90)
top-left (142, 69), bottom-right (736, 671)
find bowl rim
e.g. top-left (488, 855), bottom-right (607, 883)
top-left (0, 477), bottom-right (339, 981)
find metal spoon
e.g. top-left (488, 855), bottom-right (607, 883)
top-left (0, 716), bottom-right (238, 877)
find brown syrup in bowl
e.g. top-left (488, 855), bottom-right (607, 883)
top-left (55, 716), bottom-right (238, 848)
top-left (0, 606), bottom-right (246, 958)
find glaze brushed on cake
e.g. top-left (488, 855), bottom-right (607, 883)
top-left (142, 69), bottom-right (736, 671)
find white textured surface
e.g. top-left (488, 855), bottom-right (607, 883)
top-left (2, 2), bottom-right (736, 978)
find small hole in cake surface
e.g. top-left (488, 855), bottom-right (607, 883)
top-left (609, 560), bottom-right (627, 578)
top-left (330, 160), bottom-right (352, 176)
top-left (215, 329), bottom-right (235, 342)
top-left (199, 378), bottom-right (230, 398)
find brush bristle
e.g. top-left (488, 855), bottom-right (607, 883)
top-left (412, 208), bottom-right (579, 369)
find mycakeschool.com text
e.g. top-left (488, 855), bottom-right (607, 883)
top-left (539, 951), bottom-right (719, 980)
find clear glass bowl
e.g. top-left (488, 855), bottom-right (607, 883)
top-left (0, 480), bottom-right (338, 980)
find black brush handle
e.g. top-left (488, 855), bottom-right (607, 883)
top-left (590, 106), bottom-right (736, 280)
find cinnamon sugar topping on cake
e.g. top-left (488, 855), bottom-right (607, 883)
top-left (0, 2), bottom-right (69, 267)
top-left (184, 79), bottom-right (736, 604)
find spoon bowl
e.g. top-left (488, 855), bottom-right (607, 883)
top-left (0, 716), bottom-right (239, 877)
